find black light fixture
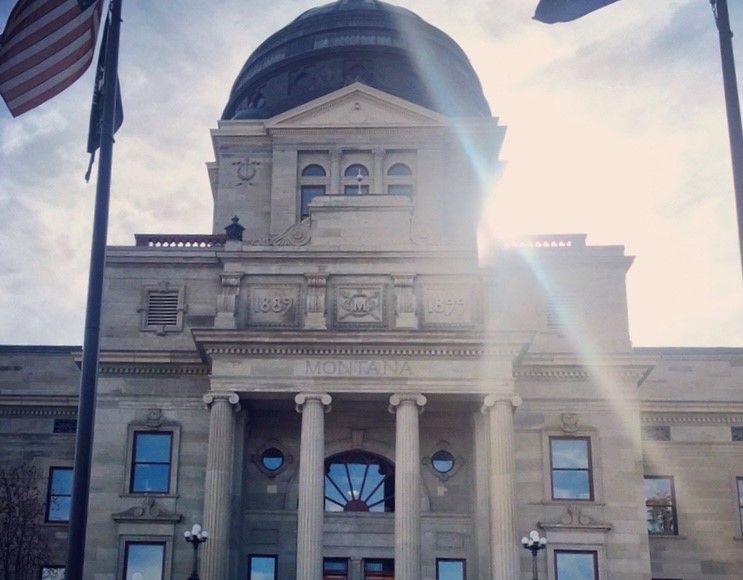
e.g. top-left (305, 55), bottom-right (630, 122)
top-left (521, 529), bottom-right (547, 580)
top-left (184, 523), bottom-right (208, 580)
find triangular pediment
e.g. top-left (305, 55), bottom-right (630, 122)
top-left (266, 83), bottom-right (448, 129)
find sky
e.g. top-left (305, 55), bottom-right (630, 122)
top-left (0, 0), bottom-right (741, 347)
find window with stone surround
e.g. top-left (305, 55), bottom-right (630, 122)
top-left (436, 558), bottom-right (466, 580)
top-left (324, 451), bottom-right (395, 512)
top-left (645, 476), bottom-right (678, 535)
top-left (554, 550), bottom-right (599, 580)
top-left (249, 555), bottom-right (277, 580)
top-left (123, 415), bottom-right (180, 496)
top-left (732, 426), bottom-right (743, 442)
top-left (549, 436), bottom-right (594, 501)
top-left (323, 558), bottom-right (349, 580)
top-left (363, 559), bottom-right (394, 579)
top-left (139, 283), bottom-right (185, 335)
top-left (343, 163), bottom-right (370, 195)
top-left (300, 163), bottom-right (328, 218)
top-left (386, 162), bottom-right (413, 198)
top-left (45, 466), bottom-right (72, 522)
top-left (122, 541), bottom-right (166, 580)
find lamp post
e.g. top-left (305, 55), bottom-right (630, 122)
top-left (521, 529), bottom-right (547, 580)
top-left (184, 523), bottom-right (208, 580)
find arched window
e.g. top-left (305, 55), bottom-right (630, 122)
top-left (324, 451), bottom-right (394, 512)
top-left (343, 164), bottom-right (369, 195)
top-left (386, 163), bottom-right (413, 198)
top-left (299, 164), bottom-right (328, 218)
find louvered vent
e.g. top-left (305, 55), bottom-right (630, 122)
top-left (545, 295), bottom-right (577, 330)
top-left (147, 291), bottom-right (180, 327)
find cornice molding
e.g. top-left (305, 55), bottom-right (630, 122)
top-left (0, 407), bottom-right (76, 417)
top-left (73, 351), bottom-right (208, 376)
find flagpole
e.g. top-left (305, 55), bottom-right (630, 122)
top-left (712, 0), bottom-right (743, 285)
top-left (66, 0), bottom-right (122, 578)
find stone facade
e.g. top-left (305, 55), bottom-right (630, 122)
top-left (2, 3), bottom-right (743, 579)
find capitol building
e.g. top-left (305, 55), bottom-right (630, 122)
top-left (1, 1), bottom-right (742, 579)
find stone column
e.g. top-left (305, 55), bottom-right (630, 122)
top-left (389, 393), bottom-right (427, 580)
top-left (201, 391), bottom-right (241, 580)
top-left (295, 393), bottom-right (332, 580)
top-left (472, 411), bottom-right (492, 579)
top-left (482, 394), bottom-right (522, 580)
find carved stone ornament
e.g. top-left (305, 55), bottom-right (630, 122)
top-left (539, 504), bottom-right (612, 531)
top-left (112, 496), bottom-right (182, 523)
top-left (560, 413), bottom-right (579, 433)
top-left (145, 408), bottom-right (163, 428)
top-left (233, 157), bottom-right (261, 187)
top-left (245, 223), bottom-right (311, 246)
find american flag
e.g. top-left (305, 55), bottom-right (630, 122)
top-left (0, 0), bottom-right (102, 117)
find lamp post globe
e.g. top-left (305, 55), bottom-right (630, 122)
top-left (184, 523), bottom-right (208, 580)
top-left (521, 529), bottom-right (547, 580)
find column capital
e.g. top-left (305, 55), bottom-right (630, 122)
top-left (295, 392), bottom-right (332, 413)
top-left (388, 393), bottom-right (427, 414)
top-left (481, 394), bottom-right (522, 414)
top-left (203, 391), bottom-right (241, 411)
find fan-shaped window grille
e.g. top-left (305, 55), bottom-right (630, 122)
top-left (387, 163), bottom-right (412, 176)
top-left (325, 451), bottom-right (394, 512)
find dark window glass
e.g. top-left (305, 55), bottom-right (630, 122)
top-left (302, 164), bottom-right (326, 177)
top-left (387, 184), bottom-right (413, 198)
top-left (344, 164), bottom-right (369, 177)
top-left (46, 467), bottom-right (72, 522)
top-left (550, 437), bottom-right (593, 500)
top-left (324, 558), bottom-right (349, 580)
top-left (738, 478), bottom-right (743, 534)
top-left (436, 559), bottom-right (465, 580)
top-left (123, 542), bottom-right (165, 580)
top-left (131, 432), bottom-right (172, 493)
top-left (344, 184), bottom-right (369, 196)
top-left (364, 559), bottom-right (394, 579)
top-left (645, 476), bottom-right (678, 535)
top-left (732, 426), bottom-right (743, 441)
top-left (387, 163), bottom-right (412, 176)
top-left (431, 450), bottom-right (455, 474)
top-left (555, 551), bottom-right (598, 580)
top-left (261, 448), bottom-right (284, 471)
top-left (301, 185), bottom-right (325, 218)
top-left (325, 451), bottom-right (394, 512)
top-left (53, 419), bottom-right (77, 434)
top-left (40, 566), bottom-right (66, 579)
top-left (249, 555), bottom-right (277, 580)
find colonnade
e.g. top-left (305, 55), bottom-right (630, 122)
top-left (199, 390), bottom-right (521, 580)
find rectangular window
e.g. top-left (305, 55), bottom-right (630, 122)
top-left (130, 432), bottom-right (173, 493)
top-left (645, 476), bottom-right (678, 535)
top-left (123, 542), bottom-right (165, 580)
top-left (364, 559), bottom-right (394, 579)
top-left (40, 566), bottom-right (65, 579)
top-left (249, 555), bottom-right (277, 580)
top-left (732, 426), bottom-right (743, 441)
top-left (555, 550), bottom-right (598, 580)
top-left (737, 477), bottom-right (743, 534)
top-left (146, 291), bottom-right (180, 326)
top-left (301, 186), bottom-right (325, 218)
top-left (550, 437), bottom-right (593, 500)
top-left (46, 467), bottom-right (72, 522)
top-left (436, 558), bottom-right (465, 580)
top-left (324, 558), bottom-right (349, 580)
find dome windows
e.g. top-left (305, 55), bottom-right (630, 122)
top-left (386, 162), bottom-right (413, 198)
top-left (299, 163), bottom-right (329, 219)
top-left (343, 164), bottom-right (369, 195)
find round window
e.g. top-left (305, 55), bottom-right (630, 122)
top-left (431, 450), bottom-right (454, 474)
top-left (261, 447), bottom-right (285, 471)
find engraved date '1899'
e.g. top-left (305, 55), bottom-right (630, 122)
top-left (426, 297), bottom-right (465, 317)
